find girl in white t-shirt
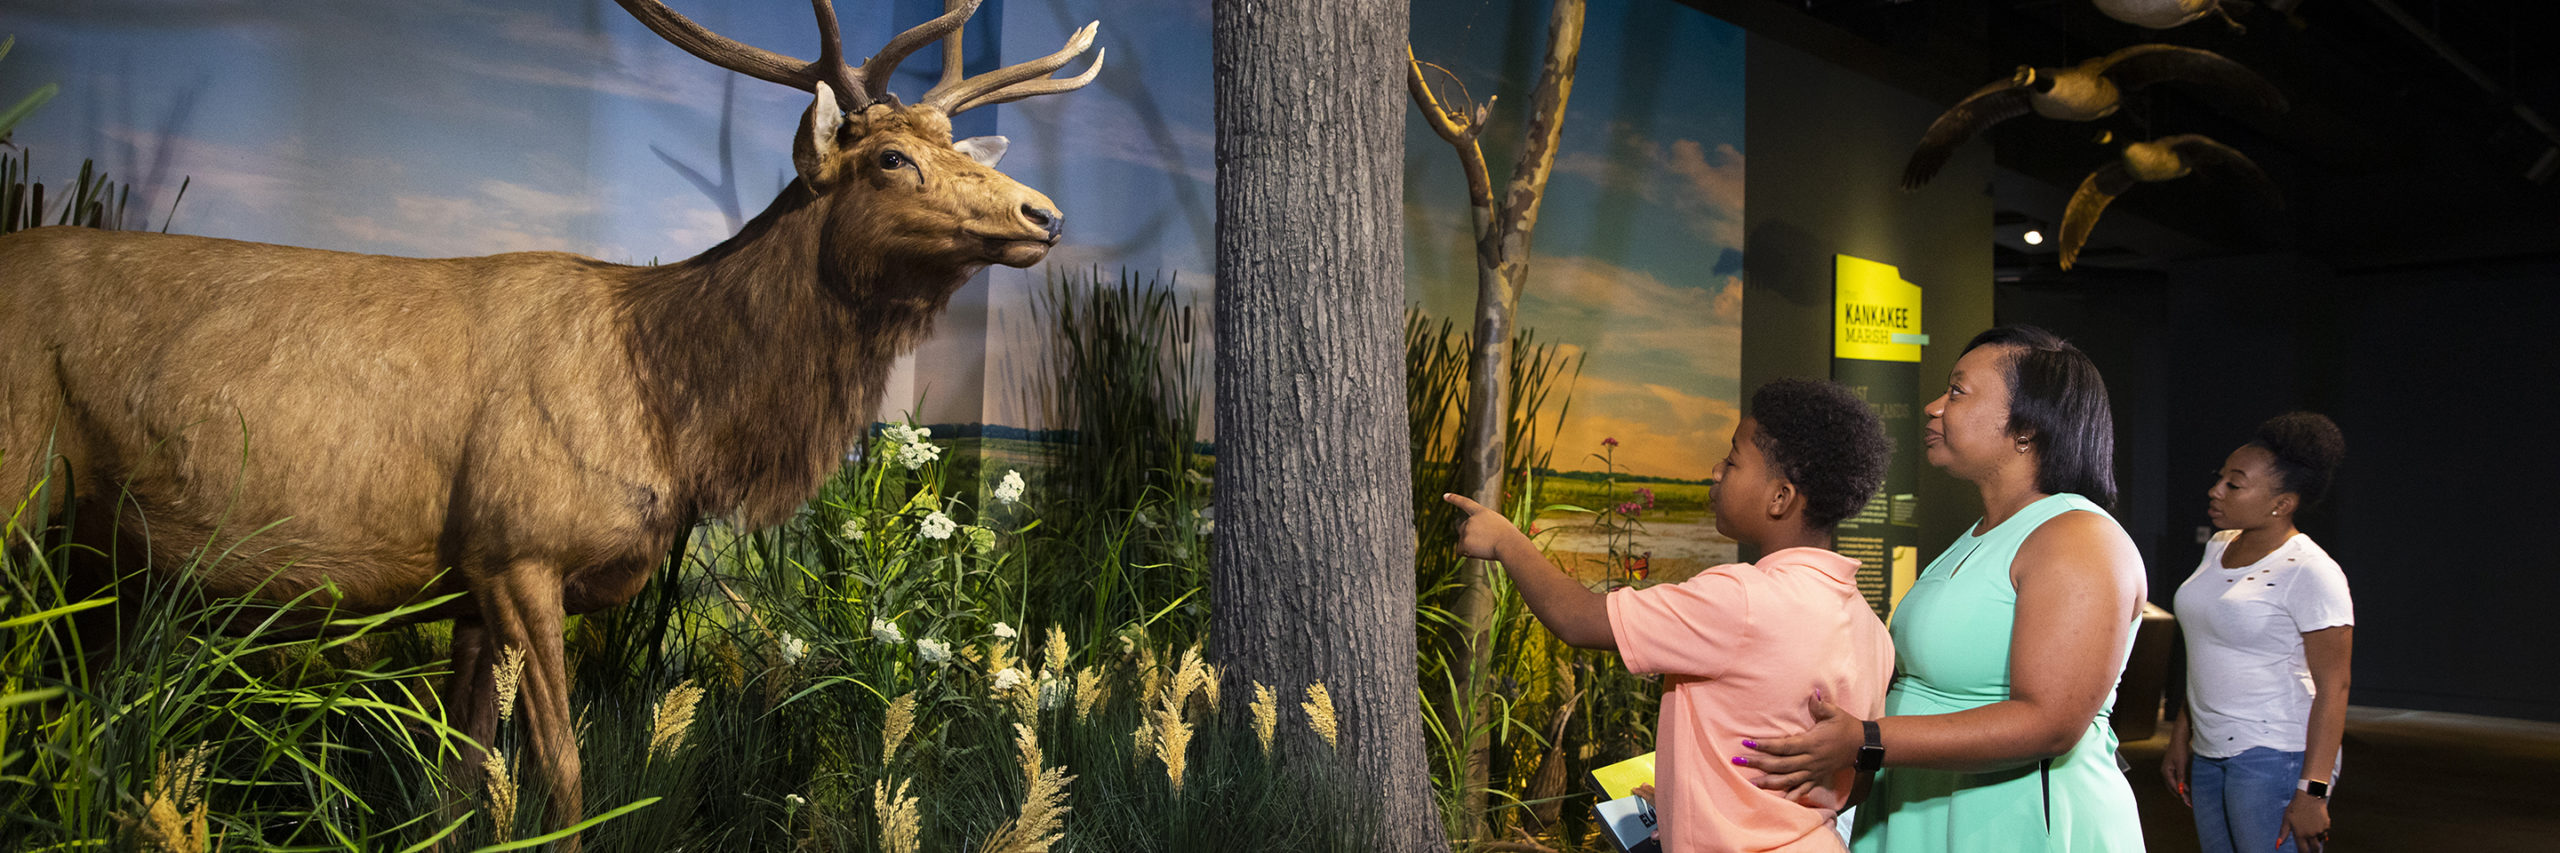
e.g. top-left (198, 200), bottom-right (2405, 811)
top-left (2164, 412), bottom-right (2351, 853)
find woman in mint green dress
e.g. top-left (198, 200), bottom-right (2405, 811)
top-left (1740, 326), bottom-right (2150, 850)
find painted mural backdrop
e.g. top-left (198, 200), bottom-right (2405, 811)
top-left (0, 0), bottom-right (1209, 433)
top-left (5, 0), bottom-right (1735, 577)
top-left (1405, 0), bottom-right (1747, 577)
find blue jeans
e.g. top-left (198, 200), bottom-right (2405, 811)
top-left (2190, 747), bottom-right (2305, 853)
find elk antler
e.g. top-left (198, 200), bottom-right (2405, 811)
top-left (613, 0), bottom-right (989, 111)
top-left (919, 11), bottom-right (1103, 116)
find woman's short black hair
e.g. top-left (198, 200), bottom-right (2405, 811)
top-left (2249, 411), bottom-right (2346, 506)
top-left (1961, 325), bottom-right (2118, 509)
top-left (1749, 378), bottom-right (1892, 528)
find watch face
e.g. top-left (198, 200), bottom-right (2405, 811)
top-left (2301, 780), bottom-right (2330, 798)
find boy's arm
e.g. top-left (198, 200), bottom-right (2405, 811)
top-left (1444, 493), bottom-right (1616, 651)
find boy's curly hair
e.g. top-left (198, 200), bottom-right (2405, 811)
top-left (1749, 378), bottom-right (1892, 528)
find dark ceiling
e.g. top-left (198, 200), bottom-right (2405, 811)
top-left (1750, 0), bottom-right (2560, 276)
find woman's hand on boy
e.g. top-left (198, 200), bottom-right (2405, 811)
top-left (1444, 494), bottom-right (1531, 563)
top-left (1737, 691), bottom-right (1863, 792)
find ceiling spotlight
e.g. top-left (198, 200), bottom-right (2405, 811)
top-left (2022, 229), bottom-right (2045, 246)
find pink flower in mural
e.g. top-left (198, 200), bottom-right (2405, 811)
top-left (1634, 487), bottom-right (1656, 509)
top-left (1601, 436), bottom-right (1618, 448)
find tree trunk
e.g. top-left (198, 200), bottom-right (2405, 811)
top-left (1410, 0), bottom-right (1585, 839)
top-left (1212, 1), bottom-right (1444, 850)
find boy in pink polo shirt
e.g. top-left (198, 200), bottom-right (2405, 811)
top-left (1448, 378), bottom-right (1896, 852)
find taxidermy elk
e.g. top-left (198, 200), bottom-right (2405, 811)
top-left (0, 0), bottom-right (1098, 843)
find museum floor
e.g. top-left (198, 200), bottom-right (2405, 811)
top-left (2117, 706), bottom-right (2560, 851)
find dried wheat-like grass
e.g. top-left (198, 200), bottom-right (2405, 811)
top-left (136, 743), bottom-right (210, 853)
top-left (986, 638), bottom-right (1018, 676)
top-left (648, 678), bottom-right (705, 762)
top-left (1201, 661), bottom-right (1222, 710)
top-left (1301, 682), bottom-right (1339, 750)
top-left (483, 749), bottom-right (520, 844)
top-left (1250, 681), bottom-right (1278, 757)
top-left (979, 723), bottom-right (1075, 853)
top-left (1073, 666), bottom-right (1106, 723)
top-left (1153, 702), bottom-right (1193, 795)
top-left (883, 691), bottom-right (918, 764)
top-left (1137, 644), bottom-right (1163, 709)
top-left (873, 777), bottom-right (922, 853)
top-left (711, 637), bottom-right (747, 691)
top-left (1041, 625), bottom-right (1069, 677)
top-left (1167, 644), bottom-right (1207, 715)
top-left (493, 645), bottom-right (528, 724)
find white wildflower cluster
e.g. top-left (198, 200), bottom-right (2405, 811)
top-left (920, 511), bottom-right (958, 540)
top-left (840, 516), bottom-right (867, 543)
top-left (994, 469), bottom-right (1027, 504)
top-left (880, 423), bottom-right (942, 470)
top-left (916, 637), bottom-right (952, 666)
top-left (991, 668), bottom-right (1025, 693)
top-left (991, 622), bottom-right (1017, 640)
top-left (872, 618), bottom-right (906, 645)
top-left (778, 632), bottom-right (808, 664)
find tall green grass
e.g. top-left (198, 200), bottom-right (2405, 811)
top-left (1, 411), bottom-right (1375, 850)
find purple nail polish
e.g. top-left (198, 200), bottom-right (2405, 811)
top-left (1742, 740), bottom-right (1760, 749)
top-left (1731, 756), bottom-right (1749, 766)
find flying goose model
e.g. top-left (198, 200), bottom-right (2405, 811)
top-left (1900, 43), bottom-right (2286, 189)
top-left (2058, 134), bottom-right (2280, 270)
top-left (2094, 0), bottom-right (2249, 32)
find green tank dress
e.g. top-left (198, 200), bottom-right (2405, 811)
top-left (1850, 493), bottom-right (2145, 852)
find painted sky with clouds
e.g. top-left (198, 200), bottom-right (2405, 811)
top-left (1406, 0), bottom-right (1746, 481)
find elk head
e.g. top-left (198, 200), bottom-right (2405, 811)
top-left (618, 0), bottom-right (1101, 278)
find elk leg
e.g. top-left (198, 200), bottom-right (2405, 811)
top-left (438, 618), bottom-right (498, 845)
top-left (481, 563), bottom-right (582, 852)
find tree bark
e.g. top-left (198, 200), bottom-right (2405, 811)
top-left (1212, 1), bottom-right (1444, 850)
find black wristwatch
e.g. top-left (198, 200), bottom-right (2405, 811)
top-left (2298, 778), bottom-right (2330, 799)
top-left (1856, 719), bottom-right (1885, 772)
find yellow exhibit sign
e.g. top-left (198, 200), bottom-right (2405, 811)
top-left (1835, 255), bottom-right (1927, 362)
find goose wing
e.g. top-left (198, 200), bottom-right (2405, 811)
top-left (2095, 44), bottom-right (2289, 114)
top-left (2162, 133), bottom-right (2283, 209)
top-left (1901, 79), bottom-right (2035, 189)
top-left (2058, 161), bottom-right (2139, 270)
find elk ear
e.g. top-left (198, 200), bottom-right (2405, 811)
top-left (951, 136), bottom-right (1010, 167)
top-left (794, 83), bottom-right (846, 186)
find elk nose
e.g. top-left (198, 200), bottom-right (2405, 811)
top-left (1022, 205), bottom-right (1062, 242)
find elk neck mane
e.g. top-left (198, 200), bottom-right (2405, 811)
top-left (614, 179), bottom-right (979, 529)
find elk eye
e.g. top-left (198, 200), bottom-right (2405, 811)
top-left (878, 150), bottom-right (911, 171)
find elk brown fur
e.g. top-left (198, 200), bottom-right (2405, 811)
top-left (0, 1), bottom-right (1099, 845)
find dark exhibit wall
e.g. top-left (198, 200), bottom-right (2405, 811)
top-left (1737, 33), bottom-right (1996, 563)
top-left (2002, 252), bottom-right (2560, 722)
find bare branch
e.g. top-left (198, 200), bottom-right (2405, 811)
top-left (1404, 47), bottom-right (1495, 219)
